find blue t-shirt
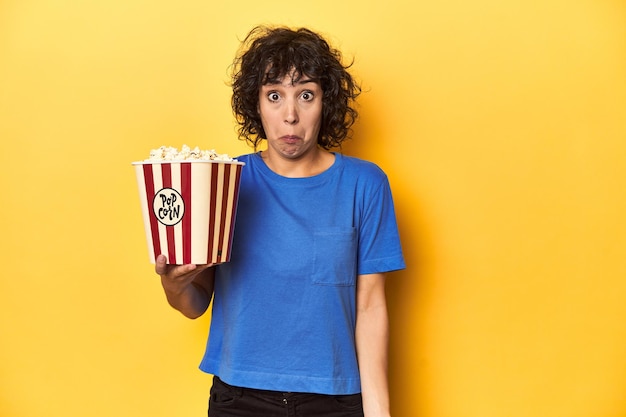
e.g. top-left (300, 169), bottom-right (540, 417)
top-left (199, 152), bottom-right (405, 395)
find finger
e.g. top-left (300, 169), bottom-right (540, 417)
top-left (156, 256), bottom-right (197, 277)
top-left (155, 254), bottom-right (168, 275)
top-left (193, 264), bottom-right (213, 272)
top-left (175, 263), bottom-right (198, 276)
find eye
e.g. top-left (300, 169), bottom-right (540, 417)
top-left (300, 90), bottom-right (314, 101)
top-left (267, 92), bottom-right (281, 102)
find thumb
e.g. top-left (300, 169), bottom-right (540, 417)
top-left (155, 254), bottom-right (168, 275)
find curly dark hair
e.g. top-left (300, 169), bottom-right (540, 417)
top-left (230, 26), bottom-right (361, 150)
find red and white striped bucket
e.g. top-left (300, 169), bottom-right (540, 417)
top-left (132, 160), bottom-right (245, 264)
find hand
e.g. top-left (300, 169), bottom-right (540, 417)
top-left (155, 254), bottom-right (213, 295)
top-left (154, 254), bottom-right (217, 318)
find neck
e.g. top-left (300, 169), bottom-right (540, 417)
top-left (261, 148), bottom-right (335, 178)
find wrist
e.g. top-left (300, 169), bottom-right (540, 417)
top-left (160, 275), bottom-right (190, 296)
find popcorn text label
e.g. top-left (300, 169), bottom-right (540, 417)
top-left (153, 188), bottom-right (185, 226)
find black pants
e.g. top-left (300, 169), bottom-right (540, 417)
top-left (208, 376), bottom-right (364, 417)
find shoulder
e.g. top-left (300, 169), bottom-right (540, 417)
top-left (337, 153), bottom-right (389, 183)
top-left (234, 153), bottom-right (261, 177)
top-left (234, 152), bottom-right (257, 164)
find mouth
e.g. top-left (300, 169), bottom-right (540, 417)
top-left (281, 135), bottom-right (301, 144)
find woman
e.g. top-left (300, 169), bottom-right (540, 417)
top-left (156, 25), bottom-right (405, 417)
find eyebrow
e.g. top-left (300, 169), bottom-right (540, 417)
top-left (262, 77), bottom-right (320, 86)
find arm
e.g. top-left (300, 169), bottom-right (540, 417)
top-left (355, 273), bottom-right (391, 417)
top-left (155, 254), bottom-right (216, 319)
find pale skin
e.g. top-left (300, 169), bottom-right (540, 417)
top-left (156, 73), bottom-right (391, 417)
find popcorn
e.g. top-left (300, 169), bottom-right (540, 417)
top-left (133, 146), bottom-right (245, 265)
top-left (147, 145), bottom-right (236, 162)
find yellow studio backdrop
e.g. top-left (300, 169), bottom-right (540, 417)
top-left (1, 0), bottom-right (625, 416)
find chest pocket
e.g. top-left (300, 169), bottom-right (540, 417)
top-left (312, 227), bottom-right (358, 286)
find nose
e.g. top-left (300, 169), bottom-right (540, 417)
top-left (284, 100), bottom-right (298, 125)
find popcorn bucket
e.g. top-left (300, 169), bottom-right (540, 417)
top-left (132, 160), bottom-right (245, 264)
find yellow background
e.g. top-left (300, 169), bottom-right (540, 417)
top-left (1, 0), bottom-right (625, 416)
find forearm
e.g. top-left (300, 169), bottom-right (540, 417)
top-left (356, 303), bottom-right (391, 417)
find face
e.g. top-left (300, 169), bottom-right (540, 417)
top-left (258, 73), bottom-right (323, 161)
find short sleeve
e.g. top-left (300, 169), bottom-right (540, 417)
top-left (357, 175), bottom-right (405, 275)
